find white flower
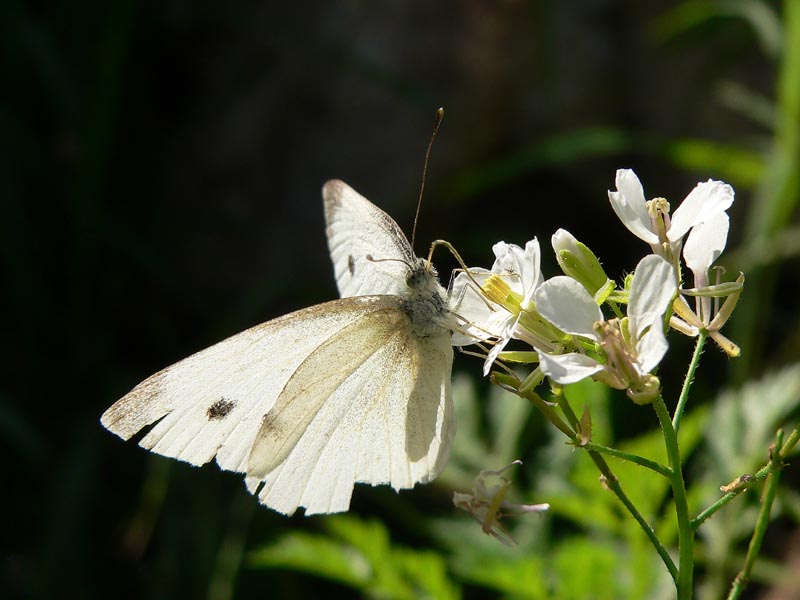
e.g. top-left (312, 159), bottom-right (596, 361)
top-left (534, 255), bottom-right (677, 403)
top-left (682, 211), bottom-right (730, 322)
top-left (608, 169), bottom-right (734, 261)
top-left (671, 210), bottom-right (742, 357)
top-left (449, 239), bottom-right (544, 375)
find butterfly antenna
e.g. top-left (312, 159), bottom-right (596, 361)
top-left (411, 107), bottom-right (445, 251)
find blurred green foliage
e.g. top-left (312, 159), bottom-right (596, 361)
top-left (3, 0), bottom-right (800, 598)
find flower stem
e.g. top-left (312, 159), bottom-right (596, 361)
top-left (583, 442), bottom-right (672, 478)
top-left (672, 332), bottom-right (707, 433)
top-left (557, 389), bottom-right (678, 582)
top-left (491, 372), bottom-right (575, 437)
top-left (727, 429), bottom-right (790, 600)
top-left (654, 395), bottom-right (694, 599)
top-left (584, 449), bottom-right (678, 583)
top-left (692, 427), bottom-right (800, 530)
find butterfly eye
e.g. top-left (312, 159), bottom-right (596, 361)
top-left (406, 268), bottom-right (425, 289)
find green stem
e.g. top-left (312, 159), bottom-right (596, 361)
top-left (654, 396), bottom-right (694, 599)
top-left (491, 372), bottom-right (575, 437)
top-left (557, 388), bottom-right (678, 582)
top-left (552, 386), bottom-right (581, 430)
top-left (727, 430), bottom-right (786, 600)
top-left (585, 450), bottom-right (678, 583)
top-left (693, 427), bottom-right (800, 529)
top-left (583, 442), bottom-right (673, 478)
top-left (672, 332), bottom-right (707, 432)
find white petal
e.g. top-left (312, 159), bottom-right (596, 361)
top-left (636, 324), bottom-right (669, 375)
top-left (683, 212), bottom-right (729, 281)
top-left (490, 242), bottom-right (526, 295)
top-left (538, 351), bottom-right (603, 384)
top-left (628, 255), bottom-right (676, 341)
top-left (483, 332), bottom-right (512, 376)
top-left (534, 276), bottom-right (602, 338)
top-left (668, 179), bottom-right (734, 242)
top-left (551, 228), bottom-right (578, 254)
top-left (608, 169), bottom-right (658, 244)
top-left (448, 269), bottom-right (502, 345)
top-left (521, 238), bottom-right (543, 304)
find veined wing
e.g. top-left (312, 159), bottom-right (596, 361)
top-left (246, 313), bottom-right (454, 515)
top-left (323, 180), bottom-right (417, 298)
top-left (101, 296), bottom-right (410, 476)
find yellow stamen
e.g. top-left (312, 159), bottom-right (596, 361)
top-left (482, 275), bottom-right (523, 314)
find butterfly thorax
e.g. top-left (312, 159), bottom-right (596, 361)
top-left (402, 260), bottom-right (451, 338)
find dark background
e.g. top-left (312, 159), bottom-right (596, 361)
top-left (3, 1), bottom-right (798, 598)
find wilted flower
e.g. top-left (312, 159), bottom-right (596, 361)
top-left (453, 461), bottom-right (549, 546)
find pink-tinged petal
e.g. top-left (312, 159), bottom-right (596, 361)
top-left (628, 255), bottom-right (676, 341)
top-left (538, 351), bottom-right (603, 384)
top-left (668, 179), bottom-right (734, 242)
top-left (608, 169), bottom-right (659, 244)
top-left (534, 276), bottom-right (602, 337)
top-left (683, 212), bottom-right (729, 281)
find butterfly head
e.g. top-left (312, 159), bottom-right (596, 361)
top-left (402, 259), bottom-right (452, 338)
top-left (406, 258), bottom-right (439, 291)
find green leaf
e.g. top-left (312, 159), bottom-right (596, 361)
top-left (662, 138), bottom-right (765, 187)
top-left (248, 531), bottom-right (370, 588)
top-left (452, 554), bottom-right (548, 599)
top-left (250, 516), bottom-right (461, 599)
top-left (552, 537), bottom-right (627, 600)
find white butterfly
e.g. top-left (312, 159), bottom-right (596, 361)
top-left (101, 180), bottom-right (457, 515)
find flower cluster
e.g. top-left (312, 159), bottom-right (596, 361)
top-left (449, 168), bottom-right (743, 404)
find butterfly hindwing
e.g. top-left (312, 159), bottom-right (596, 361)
top-left (246, 314), bottom-right (454, 515)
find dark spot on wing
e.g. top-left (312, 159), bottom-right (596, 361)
top-left (348, 254), bottom-right (356, 276)
top-left (207, 397), bottom-right (235, 420)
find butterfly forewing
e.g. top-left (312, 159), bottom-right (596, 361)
top-left (324, 179), bottom-right (417, 298)
top-left (102, 297), bottom-right (402, 473)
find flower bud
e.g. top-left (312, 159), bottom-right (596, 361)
top-left (552, 229), bottom-right (611, 296)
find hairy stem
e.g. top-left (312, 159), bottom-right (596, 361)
top-left (672, 332), bottom-right (707, 432)
top-left (654, 396), bottom-right (694, 599)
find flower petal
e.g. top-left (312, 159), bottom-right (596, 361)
top-left (628, 255), bottom-right (676, 341)
top-left (520, 239), bottom-right (543, 304)
top-left (636, 324), bottom-right (669, 375)
top-left (683, 212), bottom-right (729, 284)
top-left (483, 331), bottom-right (512, 376)
top-left (608, 169), bottom-right (658, 244)
top-left (538, 351), bottom-right (603, 384)
top-left (449, 268), bottom-right (502, 345)
top-left (534, 276), bottom-right (602, 337)
top-left (668, 179), bottom-right (734, 242)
